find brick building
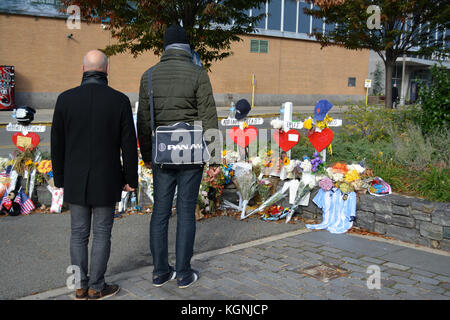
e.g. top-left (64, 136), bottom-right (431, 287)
top-left (0, 0), bottom-right (370, 109)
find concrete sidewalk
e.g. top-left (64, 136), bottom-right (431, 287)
top-left (22, 229), bottom-right (450, 300)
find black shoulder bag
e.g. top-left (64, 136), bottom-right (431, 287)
top-left (148, 67), bottom-right (210, 169)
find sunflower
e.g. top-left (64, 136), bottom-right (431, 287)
top-left (138, 160), bottom-right (145, 166)
top-left (242, 122), bottom-right (249, 129)
top-left (283, 157), bottom-right (290, 166)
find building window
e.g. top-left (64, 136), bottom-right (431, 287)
top-left (250, 39), bottom-right (269, 53)
top-left (348, 77), bottom-right (356, 87)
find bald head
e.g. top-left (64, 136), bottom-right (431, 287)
top-left (82, 50), bottom-right (108, 73)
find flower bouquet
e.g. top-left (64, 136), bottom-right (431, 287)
top-left (37, 159), bottom-right (53, 187)
top-left (197, 178), bottom-right (210, 219)
top-left (27, 153), bottom-right (42, 201)
top-left (222, 150), bottom-right (239, 165)
top-left (319, 177), bottom-right (334, 191)
top-left (261, 150), bottom-right (281, 178)
top-left (280, 156), bottom-right (298, 180)
top-left (242, 181), bottom-right (290, 219)
top-left (232, 162), bottom-right (257, 219)
top-left (283, 170), bottom-right (317, 223)
top-left (36, 159), bottom-right (64, 213)
top-left (261, 205), bottom-right (290, 221)
top-left (310, 152), bottom-right (326, 174)
top-left (222, 163), bottom-right (235, 185)
top-left (257, 178), bottom-right (272, 203)
top-left (250, 156), bottom-right (263, 178)
top-left (138, 161), bottom-right (154, 205)
top-left (204, 165), bottom-right (225, 214)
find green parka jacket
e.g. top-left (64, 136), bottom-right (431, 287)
top-left (137, 48), bottom-right (218, 163)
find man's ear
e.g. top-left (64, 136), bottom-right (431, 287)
top-left (106, 63), bottom-right (110, 76)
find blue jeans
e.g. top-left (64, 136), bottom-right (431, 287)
top-left (69, 204), bottom-right (115, 292)
top-left (150, 164), bottom-right (204, 279)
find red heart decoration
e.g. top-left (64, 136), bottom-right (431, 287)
top-left (12, 132), bottom-right (40, 151)
top-left (308, 128), bottom-right (334, 152)
top-left (228, 126), bottom-right (258, 148)
top-left (273, 129), bottom-right (300, 152)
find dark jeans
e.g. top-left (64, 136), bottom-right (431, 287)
top-left (69, 203), bottom-right (115, 292)
top-left (150, 164), bottom-right (204, 279)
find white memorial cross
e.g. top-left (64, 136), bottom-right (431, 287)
top-left (221, 104), bottom-right (265, 161)
top-left (6, 123), bottom-right (46, 135)
top-left (279, 102), bottom-right (342, 162)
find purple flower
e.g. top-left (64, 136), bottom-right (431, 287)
top-left (319, 177), bottom-right (334, 191)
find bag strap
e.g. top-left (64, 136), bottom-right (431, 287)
top-left (147, 66), bottom-right (155, 135)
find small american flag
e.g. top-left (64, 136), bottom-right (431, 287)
top-left (0, 190), bottom-right (10, 208)
top-left (15, 188), bottom-right (35, 215)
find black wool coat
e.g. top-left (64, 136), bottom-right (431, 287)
top-left (51, 71), bottom-right (138, 206)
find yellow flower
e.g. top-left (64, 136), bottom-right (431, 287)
top-left (222, 150), bottom-right (227, 157)
top-left (344, 169), bottom-right (360, 183)
top-left (304, 118), bottom-right (313, 130)
top-left (283, 157), bottom-right (290, 166)
top-left (139, 160), bottom-right (145, 166)
top-left (317, 121), bottom-right (327, 129)
top-left (266, 150), bottom-right (273, 156)
top-left (324, 115), bottom-right (333, 123)
top-left (25, 160), bottom-right (33, 166)
top-left (242, 122), bottom-right (249, 129)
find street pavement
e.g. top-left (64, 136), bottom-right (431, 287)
top-left (21, 227), bottom-right (450, 301)
top-left (0, 212), bottom-right (300, 299)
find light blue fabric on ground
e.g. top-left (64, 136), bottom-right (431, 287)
top-left (305, 188), bottom-right (356, 234)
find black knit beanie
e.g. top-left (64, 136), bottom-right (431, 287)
top-left (163, 24), bottom-right (190, 48)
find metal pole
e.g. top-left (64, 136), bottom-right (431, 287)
top-left (251, 74), bottom-right (255, 108)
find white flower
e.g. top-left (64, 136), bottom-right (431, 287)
top-left (301, 172), bottom-right (317, 188)
top-left (284, 160), bottom-right (297, 179)
top-left (314, 174), bottom-right (328, 183)
top-left (224, 151), bottom-right (239, 163)
top-left (0, 158), bottom-right (9, 171)
top-left (332, 172), bottom-right (344, 182)
top-left (251, 156), bottom-right (262, 168)
top-left (347, 164), bottom-right (365, 174)
top-left (270, 119), bottom-right (283, 129)
top-left (300, 159), bottom-right (312, 173)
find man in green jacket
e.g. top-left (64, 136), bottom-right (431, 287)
top-left (137, 25), bottom-right (219, 289)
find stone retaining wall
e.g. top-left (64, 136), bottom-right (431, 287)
top-left (297, 189), bottom-right (450, 252)
top-left (222, 182), bottom-right (450, 252)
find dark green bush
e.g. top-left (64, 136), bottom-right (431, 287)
top-left (417, 64), bottom-right (450, 134)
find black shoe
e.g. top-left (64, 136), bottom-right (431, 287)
top-left (74, 288), bottom-right (88, 300)
top-left (177, 270), bottom-right (199, 289)
top-left (87, 284), bottom-right (120, 300)
top-left (153, 266), bottom-right (176, 287)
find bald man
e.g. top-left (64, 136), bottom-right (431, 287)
top-left (51, 50), bottom-right (138, 300)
